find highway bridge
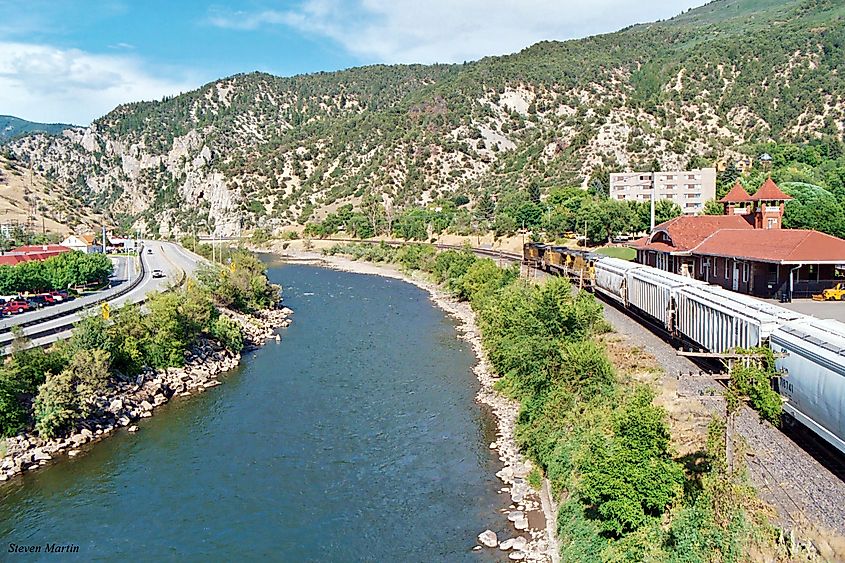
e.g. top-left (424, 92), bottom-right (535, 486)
top-left (0, 241), bottom-right (207, 354)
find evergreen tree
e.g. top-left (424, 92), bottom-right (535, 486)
top-left (475, 192), bottom-right (495, 221)
top-left (527, 181), bottom-right (541, 204)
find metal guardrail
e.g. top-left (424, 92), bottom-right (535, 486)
top-left (0, 246), bottom-right (147, 346)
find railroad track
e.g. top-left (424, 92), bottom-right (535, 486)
top-left (312, 237), bottom-right (523, 262)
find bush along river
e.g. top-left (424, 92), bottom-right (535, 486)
top-left (0, 262), bottom-right (515, 561)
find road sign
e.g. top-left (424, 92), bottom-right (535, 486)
top-left (101, 302), bottom-right (110, 320)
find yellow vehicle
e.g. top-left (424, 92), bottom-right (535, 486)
top-left (813, 282), bottom-right (845, 301)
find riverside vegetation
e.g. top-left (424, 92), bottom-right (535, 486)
top-left (0, 250), bottom-right (279, 441)
top-left (324, 242), bottom-right (795, 561)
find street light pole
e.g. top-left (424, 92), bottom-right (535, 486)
top-left (650, 174), bottom-right (656, 232)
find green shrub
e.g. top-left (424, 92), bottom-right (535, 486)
top-left (726, 348), bottom-right (782, 425)
top-left (210, 316), bottom-right (244, 352)
top-left (394, 244), bottom-right (436, 271)
top-left (34, 349), bottom-right (111, 438)
top-left (432, 249), bottom-right (477, 287)
top-left (197, 250), bottom-right (280, 312)
top-left (579, 387), bottom-right (684, 536)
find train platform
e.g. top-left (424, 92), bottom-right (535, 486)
top-left (754, 297), bottom-right (845, 323)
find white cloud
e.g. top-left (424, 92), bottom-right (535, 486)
top-left (0, 42), bottom-right (197, 125)
top-left (208, 0), bottom-right (705, 64)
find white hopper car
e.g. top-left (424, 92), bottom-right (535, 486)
top-left (771, 318), bottom-right (845, 455)
top-left (592, 257), bottom-right (845, 454)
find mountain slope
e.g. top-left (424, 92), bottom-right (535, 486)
top-left (8, 0), bottom-right (845, 237)
top-left (0, 116), bottom-right (78, 143)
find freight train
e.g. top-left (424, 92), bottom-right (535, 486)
top-left (523, 242), bottom-right (845, 456)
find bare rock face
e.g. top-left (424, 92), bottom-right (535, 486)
top-left (478, 530), bottom-right (498, 548)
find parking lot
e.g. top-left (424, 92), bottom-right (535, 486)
top-left (757, 297), bottom-right (845, 323)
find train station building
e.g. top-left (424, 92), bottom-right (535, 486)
top-left (630, 179), bottom-right (845, 298)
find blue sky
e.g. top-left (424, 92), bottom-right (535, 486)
top-left (0, 0), bottom-right (705, 125)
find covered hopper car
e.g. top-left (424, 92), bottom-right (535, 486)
top-left (524, 242), bottom-right (845, 455)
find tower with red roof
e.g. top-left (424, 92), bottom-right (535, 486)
top-left (750, 177), bottom-right (792, 229)
top-left (718, 181), bottom-right (752, 216)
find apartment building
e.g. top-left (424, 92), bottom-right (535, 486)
top-left (609, 167), bottom-right (717, 214)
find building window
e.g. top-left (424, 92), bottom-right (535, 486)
top-left (743, 262), bottom-right (749, 283)
top-left (713, 258), bottom-right (718, 277)
top-left (725, 259), bottom-right (730, 280)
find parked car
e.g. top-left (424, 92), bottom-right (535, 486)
top-left (50, 290), bottom-right (71, 302)
top-left (28, 294), bottom-right (55, 308)
top-left (3, 300), bottom-right (30, 315)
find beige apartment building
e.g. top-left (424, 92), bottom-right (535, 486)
top-left (609, 167), bottom-right (717, 214)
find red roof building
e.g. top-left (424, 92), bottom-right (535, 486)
top-left (0, 245), bottom-right (73, 267)
top-left (12, 245), bottom-right (73, 254)
top-left (718, 181), bottom-right (752, 203)
top-left (630, 178), bottom-right (845, 298)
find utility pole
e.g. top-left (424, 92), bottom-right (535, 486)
top-left (583, 220), bottom-right (587, 248)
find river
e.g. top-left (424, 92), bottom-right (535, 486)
top-left (0, 262), bottom-right (507, 561)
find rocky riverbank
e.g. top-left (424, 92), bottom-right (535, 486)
top-left (276, 249), bottom-right (557, 563)
top-left (0, 305), bottom-right (292, 482)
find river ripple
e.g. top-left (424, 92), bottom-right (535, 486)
top-left (0, 263), bottom-right (507, 561)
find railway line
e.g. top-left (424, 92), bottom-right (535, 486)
top-left (308, 237), bottom-right (845, 532)
top-left (522, 241), bottom-right (845, 537)
top-left (187, 236), bottom-right (845, 534)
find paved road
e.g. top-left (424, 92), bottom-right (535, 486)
top-left (755, 297), bottom-right (845, 323)
top-left (0, 255), bottom-right (136, 333)
top-left (0, 241), bottom-right (208, 352)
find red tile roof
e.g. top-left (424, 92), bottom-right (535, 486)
top-left (718, 181), bottom-right (752, 203)
top-left (0, 245), bottom-right (72, 266)
top-left (750, 178), bottom-right (792, 201)
top-left (693, 229), bottom-right (845, 264)
top-left (0, 255), bottom-right (29, 266)
top-left (12, 245), bottom-right (72, 254)
top-left (629, 215), bottom-right (753, 253)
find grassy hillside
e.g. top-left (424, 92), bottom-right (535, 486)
top-left (0, 116), bottom-right (77, 143)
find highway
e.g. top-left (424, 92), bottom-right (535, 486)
top-left (0, 241), bottom-right (208, 354)
top-left (0, 255), bottom-right (137, 333)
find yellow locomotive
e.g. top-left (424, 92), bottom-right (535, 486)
top-left (523, 242), bottom-right (597, 288)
